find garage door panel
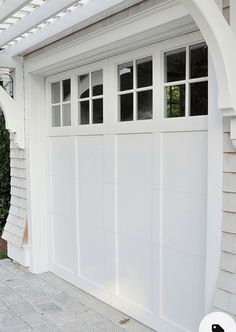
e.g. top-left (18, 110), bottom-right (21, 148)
top-left (50, 137), bottom-right (76, 178)
top-left (103, 183), bottom-right (115, 232)
top-left (161, 247), bottom-right (205, 332)
top-left (162, 132), bottom-right (208, 194)
top-left (117, 234), bottom-right (154, 311)
top-left (78, 178), bottom-right (103, 229)
top-left (162, 190), bottom-right (207, 257)
top-left (50, 176), bottom-right (77, 220)
top-left (116, 134), bottom-right (153, 187)
top-left (117, 184), bottom-right (152, 242)
top-left (79, 223), bottom-right (115, 289)
top-left (51, 214), bottom-right (77, 274)
top-left (77, 136), bottom-right (103, 182)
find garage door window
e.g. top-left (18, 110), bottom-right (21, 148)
top-left (118, 56), bottom-right (153, 121)
top-left (164, 42), bottom-right (208, 118)
top-left (51, 79), bottom-right (71, 127)
top-left (78, 70), bottom-right (103, 125)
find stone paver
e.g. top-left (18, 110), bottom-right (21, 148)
top-left (0, 259), bottom-right (156, 332)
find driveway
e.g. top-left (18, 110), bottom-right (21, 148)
top-left (0, 259), bottom-right (155, 332)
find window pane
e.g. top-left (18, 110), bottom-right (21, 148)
top-left (51, 82), bottom-right (60, 104)
top-left (63, 79), bottom-right (71, 102)
top-left (118, 62), bottom-right (133, 91)
top-left (93, 99), bottom-right (103, 124)
top-left (166, 85), bottom-right (185, 118)
top-left (165, 48), bottom-right (186, 82)
top-left (190, 81), bottom-right (208, 116)
top-left (52, 105), bottom-right (61, 127)
top-left (79, 101), bottom-right (89, 124)
top-left (190, 43), bottom-right (208, 79)
top-left (120, 93), bottom-right (133, 121)
top-left (92, 70), bottom-right (103, 96)
top-left (137, 56), bottom-right (152, 88)
top-left (137, 90), bottom-right (153, 120)
top-left (78, 74), bottom-right (89, 99)
top-left (62, 104), bottom-right (71, 126)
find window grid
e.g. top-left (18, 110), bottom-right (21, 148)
top-left (78, 71), bottom-right (104, 125)
top-left (164, 43), bottom-right (208, 118)
top-left (51, 79), bottom-right (71, 127)
top-left (117, 57), bottom-right (153, 122)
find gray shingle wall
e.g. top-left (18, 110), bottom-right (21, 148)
top-left (2, 133), bottom-right (27, 248)
top-left (214, 118), bottom-right (236, 319)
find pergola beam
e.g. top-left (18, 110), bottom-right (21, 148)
top-left (0, 0), bottom-right (79, 48)
top-left (0, 0), bottom-right (32, 23)
top-left (3, 0), bottom-right (140, 56)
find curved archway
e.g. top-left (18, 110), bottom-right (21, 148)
top-left (180, 0), bottom-right (236, 115)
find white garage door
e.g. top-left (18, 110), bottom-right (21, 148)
top-left (47, 37), bottom-right (209, 332)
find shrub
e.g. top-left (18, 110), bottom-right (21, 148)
top-left (0, 113), bottom-right (10, 234)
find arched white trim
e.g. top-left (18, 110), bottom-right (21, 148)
top-left (180, 0), bottom-right (236, 116)
top-left (0, 86), bottom-right (24, 149)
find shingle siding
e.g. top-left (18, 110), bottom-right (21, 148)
top-left (214, 118), bottom-right (236, 317)
top-left (2, 134), bottom-right (27, 248)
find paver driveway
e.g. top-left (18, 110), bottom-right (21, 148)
top-left (0, 259), bottom-right (155, 332)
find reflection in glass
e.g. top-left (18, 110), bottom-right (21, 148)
top-left (93, 99), bottom-right (103, 124)
top-left (62, 104), bottom-right (71, 126)
top-left (120, 93), bottom-right (133, 121)
top-left (137, 90), bottom-right (153, 120)
top-left (63, 79), bottom-right (71, 102)
top-left (165, 48), bottom-right (186, 82)
top-left (118, 62), bottom-right (133, 91)
top-left (52, 105), bottom-right (61, 127)
top-left (190, 43), bottom-right (208, 79)
top-left (190, 81), bottom-right (208, 116)
top-left (78, 74), bottom-right (89, 99)
top-left (137, 57), bottom-right (153, 88)
top-left (51, 82), bottom-right (60, 104)
top-left (79, 101), bottom-right (89, 124)
top-left (92, 70), bottom-right (103, 96)
top-left (166, 85), bottom-right (185, 117)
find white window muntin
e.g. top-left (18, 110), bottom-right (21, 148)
top-left (163, 41), bottom-right (208, 118)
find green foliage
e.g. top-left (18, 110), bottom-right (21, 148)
top-left (0, 114), bottom-right (10, 234)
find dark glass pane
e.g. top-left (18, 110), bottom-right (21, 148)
top-left (137, 56), bottom-right (153, 88)
top-left (118, 62), bottom-right (133, 91)
top-left (52, 105), bottom-right (61, 127)
top-left (92, 70), bottom-right (103, 96)
top-left (80, 101), bottom-right (89, 124)
top-left (190, 43), bottom-right (208, 79)
top-left (62, 104), bottom-right (71, 126)
top-left (79, 74), bottom-right (89, 99)
top-left (165, 48), bottom-right (186, 82)
top-left (51, 82), bottom-right (60, 104)
top-left (166, 85), bottom-right (185, 118)
top-left (93, 99), bottom-right (103, 124)
top-left (120, 93), bottom-right (133, 121)
top-left (190, 81), bottom-right (208, 116)
top-left (137, 90), bottom-right (153, 120)
top-left (63, 79), bottom-right (71, 102)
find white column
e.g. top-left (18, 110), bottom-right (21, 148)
top-left (25, 73), bottom-right (49, 273)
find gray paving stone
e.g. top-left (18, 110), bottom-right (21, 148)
top-left (9, 302), bottom-right (36, 315)
top-left (0, 316), bottom-right (32, 332)
top-left (36, 302), bottom-right (63, 314)
top-left (21, 312), bottom-right (51, 328)
top-left (0, 260), bottom-right (154, 332)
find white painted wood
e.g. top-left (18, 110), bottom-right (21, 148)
top-left (0, 0), bottom-right (31, 23)
top-left (44, 35), bottom-right (211, 332)
top-left (0, 0), bottom-right (79, 48)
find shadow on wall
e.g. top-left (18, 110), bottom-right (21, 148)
top-left (0, 108), bottom-right (10, 236)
